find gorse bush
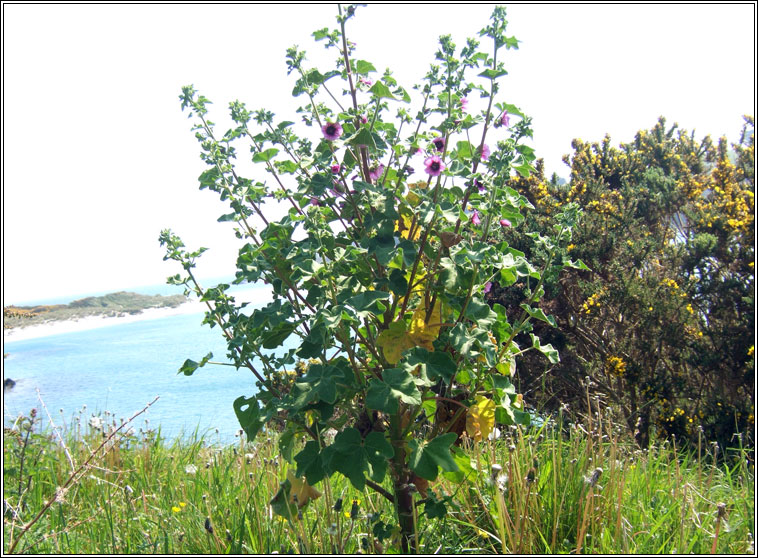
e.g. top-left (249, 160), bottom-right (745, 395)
top-left (499, 116), bottom-right (755, 450)
top-left (160, 5), bottom-right (582, 552)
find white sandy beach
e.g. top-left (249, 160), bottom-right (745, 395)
top-left (3, 300), bottom-right (206, 343)
top-left (3, 287), bottom-right (273, 343)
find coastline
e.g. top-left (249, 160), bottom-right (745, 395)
top-left (3, 286), bottom-right (273, 344)
top-left (3, 300), bottom-right (206, 343)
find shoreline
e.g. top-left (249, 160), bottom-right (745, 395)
top-left (3, 300), bottom-right (206, 343)
top-left (3, 286), bottom-right (273, 344)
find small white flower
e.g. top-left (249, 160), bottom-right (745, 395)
top-left (185, 464), bottom-right (198, 475)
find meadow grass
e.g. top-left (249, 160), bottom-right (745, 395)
top-left (3, 404), bottom-right (754, 554)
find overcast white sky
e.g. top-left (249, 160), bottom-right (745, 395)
top-left (2, 3), bottom-right (755, 305)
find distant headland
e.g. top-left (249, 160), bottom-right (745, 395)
top-left (3, 291), bottom-right (188, 331)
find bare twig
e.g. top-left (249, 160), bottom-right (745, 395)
top-left (36, 388), bottom-right (76, 473)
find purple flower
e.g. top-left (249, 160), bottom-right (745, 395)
top-left (479, 144), bottom-right (491, 161)
top-left (460, 97), bottom-right (469, 112)
top-left (475, 179), bottom-right (485, 193)
top-left (424, 156), bottom-right (445, 177)
top-left (369, 164), bottom-right (385, 181)
top-left (471, 210), bottom-right (481, 226)
top-left (499, 111), bottom-right (510, 128)
top-left (359, 77), bottom-right (373, 87)
top-left (321, 122), bottom-right (343, 141)
top-left (310, 198), bottom-right (320, 206)
top-left (330, 164), bottom-right (342, 174)
top-left (500, 218), bottom-right (511, 228)
top-left (432, 136), bottom-right (446, 153)
top-left (360, 115), bottom-right (368, 124)
top-left (484, 281), bottom-right (493, 294)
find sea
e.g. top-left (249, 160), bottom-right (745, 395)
top-left (2, 281), bottom-right (295, 444)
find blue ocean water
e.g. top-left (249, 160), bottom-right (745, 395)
top-left (3, 291), bottom-right (295, 443)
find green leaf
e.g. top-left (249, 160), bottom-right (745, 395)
top-left (520, 304), bottom-right (557, 328)
top-left (513, 409), bottom-right (531, 426)
top-left (355, 59), bottom-right (377, 74)
top-left (295, 441), bottom-right (325, 485)
top-left (423, 496), bottom-right (447, 519)
top-left (274, 159), bottom-right (298, 174)
top-left (296, 324), bottom-right (326, 359)
top-left (307, 68), bottom-right (340, 86)
top-left (478, 68), bottom-right (508, 80)
top-left (363, 431), bottom-right (394, 482)
top-left (499, 102), bottom-right (525, 119)
top-left (178, 352), bottom-right (213, 376)
top-left (330, 428), bottom-right (393, 490)
top-left (403, 348), bottom-right (457, 384)
top-left (504, 36), bottom-right (520, 49)
top-left (513, 161), bottom-right (535, 178)
top-left (369, 81), bottom-right (397, 100)
top-left (262, 321), bottom-right (299, 349)
top-left (566, 258), bottom-right (591, 271)
top-left (312, 28), bottom-right (329, 41)
top-left (530, 333), bottom-right (560, 364)
top-left (366, 368), bottom-right (421, 414)
top-left (388, 268), bottom-right (408, 296)
top-left (346, 291), bottom-right (390, 317)
top-left (455, 140), bottom-right (473, 160)
top-left (295, 363), bottom-right (343, 405)
top-left (279, 428), bottom-right (296, 464)
top-left (464, 296), bottom-right (497, 327)
top-left (409, 433), bottom-right (459, 481)
top-left (348, 127), bottom-right (377, 150)
top-left (253, 148), bottom-right (279, 163)
top-left (233, 395), bottom-right (265, 441)
top-left (441, 446), bottom-right (477, 483)
top-left (269, 477), bottom-right (295, 520)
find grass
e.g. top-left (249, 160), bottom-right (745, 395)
top-left (3, 403), bottom-right (754, 554)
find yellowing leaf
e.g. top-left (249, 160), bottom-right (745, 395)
top-left (466, 396), bottom-right (496, 443)
top-left (405, 181), bottom-right (428, 206)
top-left (377, 321), bottom-right (416, 365)
top-left (513, 393), bottom-right (523, 409)
top-left (406, 190), bottom-right (422, 207)
top-left (408, 301), bottom-right (442, 350)
top-left (287, 469), bottom-right (322, 509)
top-left (396, 212), bottom-right (420, 240)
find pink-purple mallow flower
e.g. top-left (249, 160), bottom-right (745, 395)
top-left (321, 122), bottom-right (343, 141)
top-left (424, 156), bottom-right (445, 176)
top-left (479, 144), bottom-right (491, 161)
top-left (331, 164), bottom-right (342, 174)
top-left (484, 281), bottom-right (493, 294)
top-left (500, 218), bottom-right (511, 228)
top-left (496, 111), bottom-right (510, 128)
top-left (310, 198), bottom-right (320, 206)
top-left (369, 164), bottom-right (385, 181)
top-left (460, 97), bottom-right (469, 112)
top-left (471, 210), bottom-right (482, 226)
top-left (432, 136), bottom-right (446, 153)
